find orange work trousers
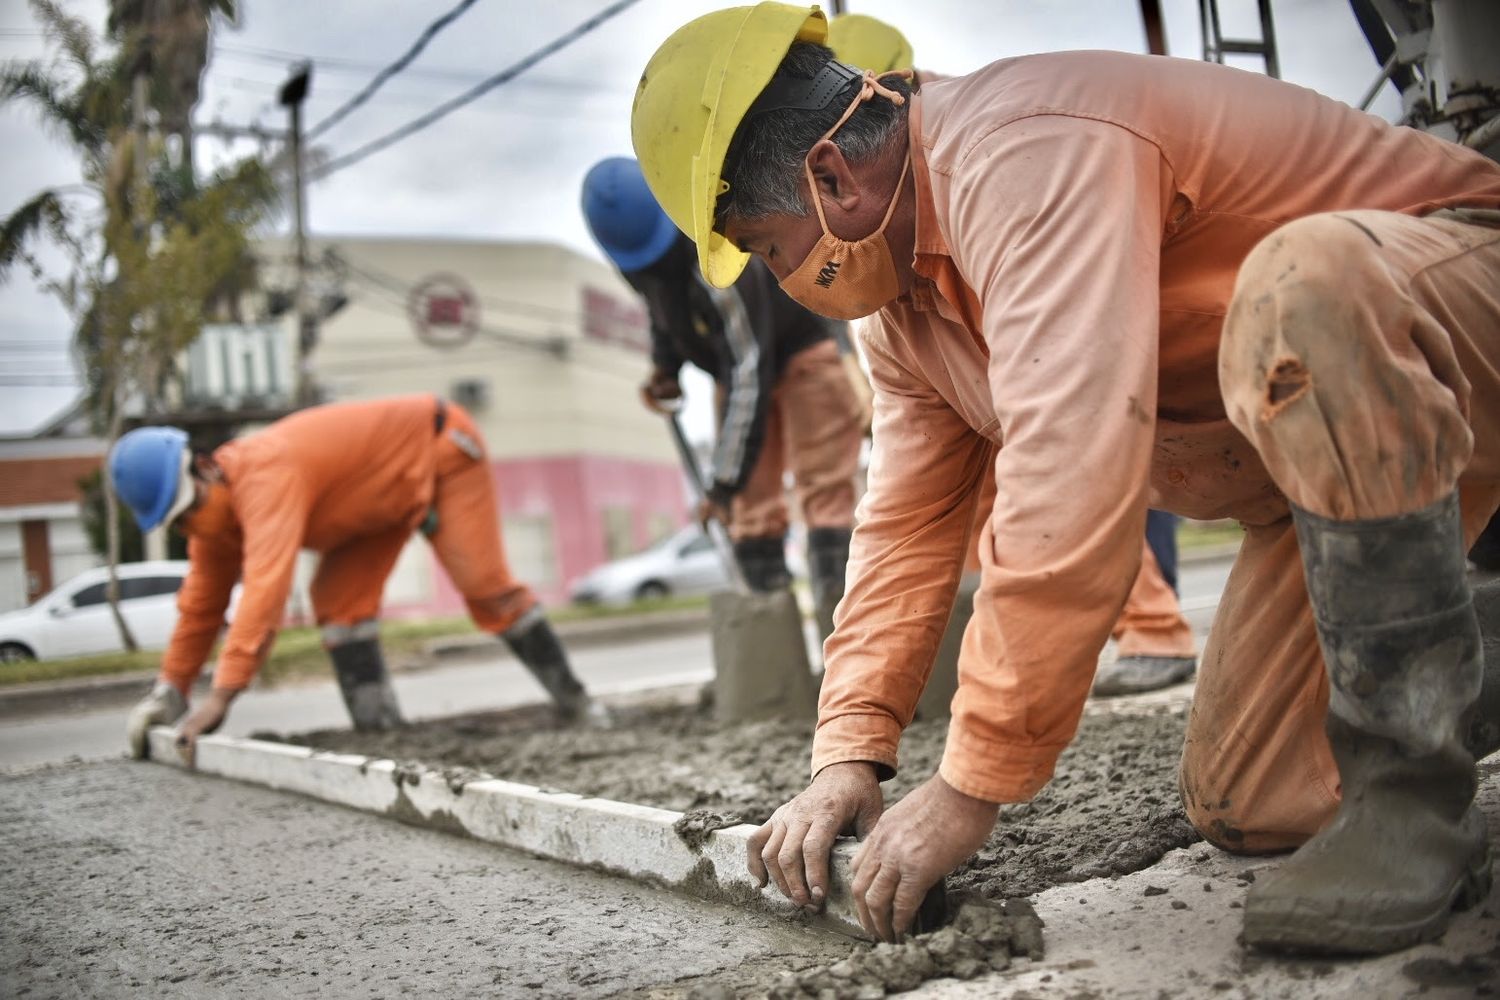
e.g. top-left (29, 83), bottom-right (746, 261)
top-left (730, 339), bottom-right (864, 542)
top-left (1181, 209), bottom-right (1500, 853)
top-left (310, 403), bottom-right (537, 636)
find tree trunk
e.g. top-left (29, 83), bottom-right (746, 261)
top-left (103, 396), bottom-right (139, 653)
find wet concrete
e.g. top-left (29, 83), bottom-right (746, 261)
top-left (274, 696), bottom-right (1198, 901)
top-left (0, 759), bottom-right (847, 998)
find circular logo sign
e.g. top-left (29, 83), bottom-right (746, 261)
top-left (409, 273), bottom-right (479, 349)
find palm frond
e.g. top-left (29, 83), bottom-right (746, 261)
top-left (0, 189), bottom-right (70, 281)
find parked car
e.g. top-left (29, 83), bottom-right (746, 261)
top-left (568, 525), bottom-right (812, 606)
top-left (0, 560), bottom-right (194, 663)
top-left (569, 526), bottom-right (729, 605)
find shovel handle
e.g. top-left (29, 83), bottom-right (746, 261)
top-left (665, 410), bottom-right (750, 594)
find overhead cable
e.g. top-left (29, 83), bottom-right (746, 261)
top-left (306, 0), bottom-right (483, 141)
top-left (312, 0), bottom-right (642, 181)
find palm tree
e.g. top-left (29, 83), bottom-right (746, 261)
top-left (2, 0), bottom-right (274, 649)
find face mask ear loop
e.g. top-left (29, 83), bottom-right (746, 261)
top-left (803, 69), bottom-right (909, 236)
top-left (872, 151), bottom-right (910, 239)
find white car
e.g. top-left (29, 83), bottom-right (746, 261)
top-left (568, 525), bottom-right (730, 605)
top-left (0, 560), bottom-right (193, 662)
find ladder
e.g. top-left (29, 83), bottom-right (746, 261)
top-left (1198, 0), bottom-right (1281, 79)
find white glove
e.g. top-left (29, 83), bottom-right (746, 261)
top-left (126, 681), bottom-right (188, 759)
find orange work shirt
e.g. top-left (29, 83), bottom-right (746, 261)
top-left (814, 51), bottom-right (1500, 803)
top-left (164, 395), bottom-right (444, 690)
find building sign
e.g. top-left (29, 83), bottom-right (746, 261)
top-left (581, 287), bottom-right (649, 353)
top-left (409, 273), bottom-right (479, 349)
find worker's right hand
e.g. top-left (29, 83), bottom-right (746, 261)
top-left (747, 760), bottom-right (884, 910)
top-left (639, 370), bottom-right (683, 415)
top-left (174, 688), bottom-right (235, 766)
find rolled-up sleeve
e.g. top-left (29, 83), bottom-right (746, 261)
top-left (939, 116), bottom-right (1166, 802)
top-left (811, 314), bottom-right (994, 780)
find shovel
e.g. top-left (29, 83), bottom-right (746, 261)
top-left (663, 407), bottom-right (816, 722)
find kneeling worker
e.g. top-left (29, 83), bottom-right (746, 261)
top-left (114, 394), bottom-right (602, 757)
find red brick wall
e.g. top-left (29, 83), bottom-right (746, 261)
top-left (0, 455), bottom-right (103, 507)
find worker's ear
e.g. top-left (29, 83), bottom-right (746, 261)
top-left (806, 139), bottom-right (862, 214)
top-left (192, 452), bottom-right (223, 484)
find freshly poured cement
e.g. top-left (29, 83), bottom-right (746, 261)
top-left (274, 697), bottom-right (1199, 900)
top-left (0, 759), bottom-right (847, 998)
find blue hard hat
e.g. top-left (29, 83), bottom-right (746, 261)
top-left (109, 426), bottom-right (190, 532)
top-left (581, 156), bottom-right (681, 273)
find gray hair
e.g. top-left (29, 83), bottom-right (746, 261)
top-left (716, 42), bottom-right (911, 226)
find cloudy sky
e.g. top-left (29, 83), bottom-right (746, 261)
top-left (0, 0), bottom-right (1397, 435)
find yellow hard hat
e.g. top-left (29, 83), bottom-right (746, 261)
top-left (631, 3), bottom-right (828, 288)
top-left (827, 13), bottom-right (913, 73)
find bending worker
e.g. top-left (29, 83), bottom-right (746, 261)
top-left (114, 394), bottom-right (602, 757)
top-left (632, 3), bottom-right (1500, 956)
top-left (582, 155), bottom-right (863, 642)
top-left (828, 9), bottom-right (1200, 698)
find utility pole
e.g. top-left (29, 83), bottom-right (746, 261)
top-left (278, 62), bottom-right (316, 406)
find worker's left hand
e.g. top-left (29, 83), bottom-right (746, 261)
top-left (695, 496), bottom-right (731, 528)
top-left (849, 773), bottom-right (999, 942)
top-left (174, 688), bottom-right (236, 765)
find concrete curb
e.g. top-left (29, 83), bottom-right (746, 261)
top-left (143, 726), bottom-right (867, 940)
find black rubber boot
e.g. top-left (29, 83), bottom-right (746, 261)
top-left (328, 637), bottom-right (404, 731)
top-left (1469, 576), bottom-right (1500, 761)
top-left (807, 526), bottom-right (852, 645)
top-left (1091, 654), bottom-right (1196, 697)
top-left (733, 536), bottom-right (791, 593)
top-left (1243, 494), bottom-right (1491, 955)
top-left (500, 612), bottom-right (604, 724)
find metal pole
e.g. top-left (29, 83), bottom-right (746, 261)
top-left (279, 64), bottom-right (315, 405)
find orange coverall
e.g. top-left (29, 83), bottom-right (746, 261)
top-left (814, 51), bottom-right (1500, 850)
top-left (161, 395), bottom-right (535, 693)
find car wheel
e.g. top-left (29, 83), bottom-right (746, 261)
top-left (635, 581), bottom-right (670, 601)
top-left (0, 642), bottom-right (36, 664)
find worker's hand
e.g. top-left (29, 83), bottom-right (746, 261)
top-left (175, 688), bottom-right (236, 765)
top-left (748, 761), bottom-right (884, 910)
top-left (695, 496), bottom-right (731, 528)
top-left (639, 370), bottom-right (683, 415)
top-left (850, 773), bottom-right (999, 942)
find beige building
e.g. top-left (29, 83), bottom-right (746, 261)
top-left (289, 235), bottom-right (688, 612)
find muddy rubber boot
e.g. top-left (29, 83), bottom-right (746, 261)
top-left (328, 637), bottom-right (404, 731)
top-left (1091, 654), bottom-right (1197, 697)
top-left (808, 526), bottom-right (852, 645)
top-left (733, 536), bottom-right (791, 593)
top-left (126, 680), bottom-right (188, 759)
top-left (1243, 494), bottom-right (1491, 955)
top-left (1469, 576), bottom-right (1500, 761)
top-left (500, 610), bottom-right (607, 725)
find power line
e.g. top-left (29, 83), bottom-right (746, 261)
top-left (311, 0), bottom-right (643, 181)
top-left (307, 0), bottom-right (483, 141)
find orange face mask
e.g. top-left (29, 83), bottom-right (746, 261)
top-left (778, 70), bottom-right (910, 322)
top-left (176, 480), bottom-right (237, 542)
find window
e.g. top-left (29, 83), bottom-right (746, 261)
top-left (71, 582), bottom-right (107, 608)
top-left (601, 507), bottom-right (635, 560)
top-left (120, 576), bottom-right (184, 600)
top-left (680, 533), bottom-right (714, 557)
